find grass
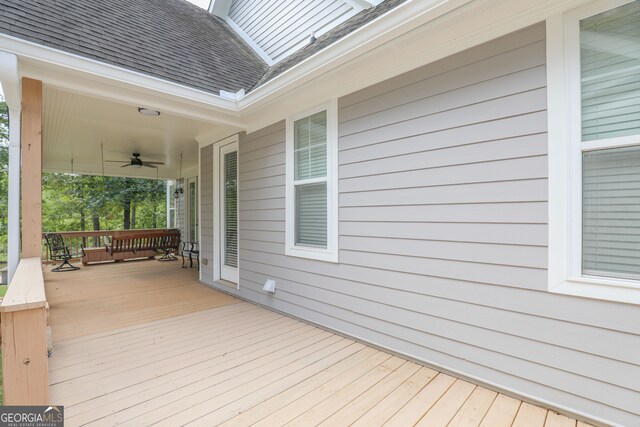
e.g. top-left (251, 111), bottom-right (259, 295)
top-left (0, 286), bottom-right (6, 298)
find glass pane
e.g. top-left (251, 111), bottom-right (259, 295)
top-left (189, 181), bottom-right (197, 242)
top-left (294, 111), bottom-right (327, 180)
top-left (583, 145), bottom-right (640, 280)
top-left (168, 209), bottom-right (175, 228)
top-left (580, 1), bottom-right (640, 141)
top-left (296, 182), bottom-right (327, 248)
top-left (168, 183), bottom-right (176, 209)
top-left (224, 151), bottom-right (238, 268)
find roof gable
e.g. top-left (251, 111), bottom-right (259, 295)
top-left (254, 0), bottom-right (406, 88)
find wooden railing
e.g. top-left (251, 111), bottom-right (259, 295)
top-left (41, 228), bottom-right (178, 262)
top-left (0, 257), bottom-right (49, 405)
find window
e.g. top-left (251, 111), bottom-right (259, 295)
top-left (167, 180), bottom-right (176, 228)
top-left (187, 177), bottom-right (198, 242)
top-left (286, 101), bottom-right (338, 262)
top-left (547, 0), bottom-right (640, 304)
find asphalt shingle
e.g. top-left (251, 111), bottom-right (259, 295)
top-left (0, 0), bottom-right (405, 95)
top-left (0, 0), bottom-right (268, 94)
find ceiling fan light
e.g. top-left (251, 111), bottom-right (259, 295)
top-left (138, 107), bottom-right (160, 116)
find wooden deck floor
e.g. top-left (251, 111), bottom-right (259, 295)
top-left (46, 260), bottom-right (588, 426)
top-left (44, 259), bottom-right (239, 341)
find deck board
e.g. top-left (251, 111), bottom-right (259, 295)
top-left (44, 259), bottom-right (239, 341)
top-left (46, 260), bottom-right (587, 426)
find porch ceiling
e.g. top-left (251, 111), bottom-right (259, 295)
top-left (42, 85), bottom-right (223, 179)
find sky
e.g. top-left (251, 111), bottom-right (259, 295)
top-left (186, 0), bottom-right (210, 9)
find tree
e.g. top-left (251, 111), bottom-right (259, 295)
top-left (0, 96), bottom-right (168, 251)
top-left (42, 173), bottom-right (167, 233)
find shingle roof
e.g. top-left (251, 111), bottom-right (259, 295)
top-left (0, 0), bottom-right (405, 96)
top-left (0, 0), bottom-right (268, 94)
top-left (253, 0), bottom-right (407, 89)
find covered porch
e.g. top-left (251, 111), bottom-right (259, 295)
top-left (45, 261), bottom-right (586, 426)
top-left (0, 62), bottom-right (236, 410)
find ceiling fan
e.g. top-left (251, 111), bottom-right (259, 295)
top-left (105, 153), bottom-right (165, 169)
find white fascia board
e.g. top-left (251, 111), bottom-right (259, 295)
top-left (20, 59), bottom-right (243, 128)
top-left (238, 0), bottom-right (472, 112)
top-left (1, 0), bottom-right (598, 135)
top-left (238, 0), bottom-right (595, 132)
top-left (0, 33), bottom-right (243, 123)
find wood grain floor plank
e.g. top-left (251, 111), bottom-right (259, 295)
top-left (479, 393), bottom-right (522, 427)
top-left (512, 402), bottom-right (549, 427)
top-left (448, 386), bottom-right (498, 427)
top-left (415, 379), bottom-right (477, 426)
top-left (351, 366), bottom-right (439, 427)
top-left (46, 261), bottom-right (588, 427)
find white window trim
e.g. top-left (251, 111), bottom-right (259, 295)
top-left (167, 180), bottom-right (176, 228)
top-left (285, 100), bottom-right (339, 263)
top-left (547, 0), bottom-right (640, 305)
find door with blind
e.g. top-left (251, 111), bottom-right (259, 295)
top-left (218, 140), bottom-right (239, 283)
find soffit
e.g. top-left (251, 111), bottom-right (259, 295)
top-left (42, 85), bottom-right (216, 179)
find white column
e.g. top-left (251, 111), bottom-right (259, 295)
top-left (7, 107), bottom-right (20, 283)
top-left (0, 52), bottom-right (21, 283)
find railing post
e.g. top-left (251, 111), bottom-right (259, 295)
top-left (0, 258), bottom-right (49, 405)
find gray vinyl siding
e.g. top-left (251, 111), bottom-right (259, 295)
top-left (205, 23), bottom-right (640, 426)
top-left (200, 144), bottom-right (214, 283)
top-left (228, 0), bottom-right (357, 63)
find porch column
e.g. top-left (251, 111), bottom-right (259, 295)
top-left (21, 77), bottom-right (43, 258)
top-left (0, 51), bottom-right (21, 282)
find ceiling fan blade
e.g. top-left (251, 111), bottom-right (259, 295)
top-left (105, 160), bottom-right (127, 163)
top-left (142, 164), bottom-right (158, 169)
top-left (121, 164), bottom-right (131, 168)
top-left (144, 161), bottom-right (165, 165)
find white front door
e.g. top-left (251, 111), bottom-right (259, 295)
top-left (217, 139), bottom-right (238, 283)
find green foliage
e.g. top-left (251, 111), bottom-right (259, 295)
top-left (0, 97), bottom-right (167, 260)
top-left (42, 174), bottom-right (168, 232)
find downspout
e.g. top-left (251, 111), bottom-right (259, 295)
top-left (0, 52), bottom-right (21, 283)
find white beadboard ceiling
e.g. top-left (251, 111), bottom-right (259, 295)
top-left (42, 85), bottom-right (218, 179)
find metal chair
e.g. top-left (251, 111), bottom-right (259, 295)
top-left (43, 233), bottom-right (85, 272)
top-left (181, 241), bottom-right (199, 270)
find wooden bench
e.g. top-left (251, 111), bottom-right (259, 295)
top-left (82, 230), bottom-right (180, 265)
top-left (108, 231), bottom-right (180, 261)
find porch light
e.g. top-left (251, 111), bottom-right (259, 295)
top-left (174, 152), bottom-right (183, 199)
top-left (138, 107), bottom-right (160, 116)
